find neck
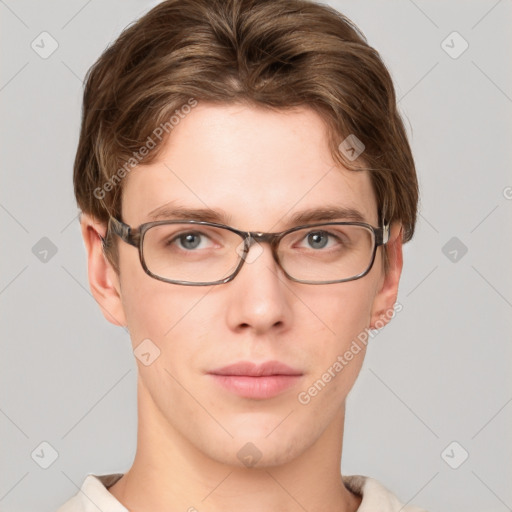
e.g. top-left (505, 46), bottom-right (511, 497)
top-left (108, 375), bottom-right (362, 512)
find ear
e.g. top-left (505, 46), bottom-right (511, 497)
top-left (80, 213), bottom-right (127, 327)
top-left (369, 222), bottom-right (403, 329)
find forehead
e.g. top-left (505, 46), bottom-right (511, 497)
top-left (122, 103), bottom-right (378, 230)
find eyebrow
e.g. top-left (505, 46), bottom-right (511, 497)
top-left (146, 203), bottom-right (368, 228)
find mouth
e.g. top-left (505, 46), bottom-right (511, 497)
top-left (208, 361), bottom-right (303, 399)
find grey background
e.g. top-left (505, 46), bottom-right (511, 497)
top-left (1, 1), bottom-right (511, 511)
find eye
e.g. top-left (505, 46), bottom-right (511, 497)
top-left (163, 231), bottom-right (218, 251)
top-left (305, 231), bottom-right (330, 249)
top-left (178, 233), bottom-right (201, 250)
top-left (297, 230), bottom-right (342, 250)
top-left (168, 231), bottom-right (214, 251)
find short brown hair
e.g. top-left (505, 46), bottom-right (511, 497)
top-left (74, 0), bottom-right (418, 272)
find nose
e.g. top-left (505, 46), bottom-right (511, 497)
top-left (225, 238), bottom-right (291, 333)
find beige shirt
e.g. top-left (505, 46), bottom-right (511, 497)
top-left (56, 473), bottom-right (428, 511)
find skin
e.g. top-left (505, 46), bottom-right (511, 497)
top-left (81, 103), bottom-right (403, 512)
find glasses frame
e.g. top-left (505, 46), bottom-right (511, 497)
top-left (105, 216), bottom-right (390, 286)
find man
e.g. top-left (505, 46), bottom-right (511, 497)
top-left (57, 0), bottom-right (425, 510)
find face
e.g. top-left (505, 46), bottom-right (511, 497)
top-left (92, 103), bottom-right (400, 468)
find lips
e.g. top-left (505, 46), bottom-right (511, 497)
top-left (209, 360), bottom-right (303, 377)
top-left (208, 361), bottom-right (303, 399)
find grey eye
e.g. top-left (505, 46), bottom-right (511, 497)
top-left (177, 232), bottom-right (203, 250)
top-left (306, 231), bottom-right (330, 249)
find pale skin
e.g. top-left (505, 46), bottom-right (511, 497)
top-left (81, 103), bottom-right (403, 512)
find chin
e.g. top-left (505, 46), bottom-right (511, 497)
top-left (192, 423), bottom-right (315, 470)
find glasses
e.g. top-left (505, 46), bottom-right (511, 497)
top-left (105, 216), bottom-right (390, 286)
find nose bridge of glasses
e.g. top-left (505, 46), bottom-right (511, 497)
top-left (245, 231), bottom-right (281, 251)
top-left (249, 231), bottom-right (276, 244)
top-left (241, 231), bottom-right (281, 264)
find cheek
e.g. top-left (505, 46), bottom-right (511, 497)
top-left (292, 283), bottom-right (376, 416)
top-left (302, 282), bottom-right (376, 383)
top-left (303, 280), bottom-right (376, 345)
top-left (117, 244), bottom-right (194, 341)
top-left (119, 278), bottom-right (168, 345)
top-left (119, 277), bottom-right (208, 408)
